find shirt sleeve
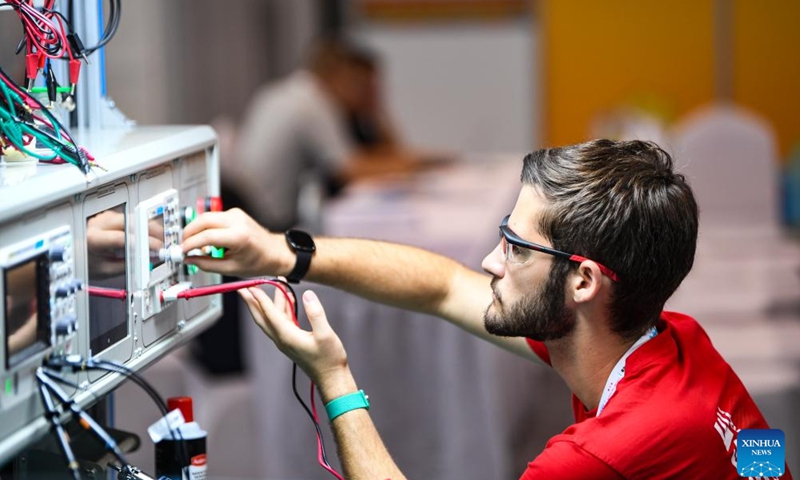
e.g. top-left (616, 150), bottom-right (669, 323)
top-left (302, 95), bottom-right (353, 175)
top-left (519, 441), bottom-right (624, 480)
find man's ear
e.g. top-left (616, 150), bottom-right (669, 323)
top-left (570, 261), bottom-right (603, 304)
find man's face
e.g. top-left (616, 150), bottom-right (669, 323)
top-left (481, 186), bottom-right (576, 341)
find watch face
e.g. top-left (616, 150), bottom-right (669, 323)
top-left (287, 230), bottom-right (316, 252)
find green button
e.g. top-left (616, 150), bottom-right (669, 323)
top-left (5, 378), bottom-right (13, 395)
top-left (187, 264), bottom-right (198, 275)
top-left (210, 246), bottom-right (225, 259)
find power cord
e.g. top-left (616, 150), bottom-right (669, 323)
top-left (78, 0), bottom-right (122, 55)
top-left (36, 368), bottom-right (82, 480)
top-left (36, 366), bottom-right (138, 479)
top-left (42, 356), bottom-right (188, 477)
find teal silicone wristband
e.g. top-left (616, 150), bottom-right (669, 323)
top-left (325, 390), bottom-right (370, 422)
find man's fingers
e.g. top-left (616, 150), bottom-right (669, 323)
top-left (273, 285), bottom-right (286, 317)
top-left (249, 287), bottom-right (301, 341)
top-left (181, 228), bottom-right (239, 254)
top-left (181, 211), bottom-right (230, 237)
top-left (302, 290), bottom-right (332, 334)
top-left (239, 288), bottom-right (274, 338)
top-left (182, 210), bottom-right (245, 239)
top-left (183, 256), bottom-right (234, 275)
top-left (238, 288), bottom-right (266, 332)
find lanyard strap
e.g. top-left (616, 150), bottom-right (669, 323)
top-left (596, 326), bottom-right (658, 416)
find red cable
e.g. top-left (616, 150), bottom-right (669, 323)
top-left (310, 381), bottom-right (344, 480)
top-left (160, 277), bottom-right (345, 479)
top-left (7, 0), bottom-right (70, 61)
top-left (0, 73), bottom-right (27, 97)
top-left (53, 14), bottom-right (74, 61)
top-left (174, 278), bottom-right (272, 300)
top-left (0, 73), bottom-right (39, 109)
top-left (87, 286), bottom-right (127, 300)
top-left (260, 281), bottom-right (342, 478)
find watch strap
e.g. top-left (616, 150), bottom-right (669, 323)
top-left (285, 230), bottom-right (315, 284)
top-left (287, 248), bottom-right (312, 284)
top-left (325, 390), bottom-right (370, 422)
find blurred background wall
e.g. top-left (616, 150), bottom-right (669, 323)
top-left (542, 0), bottom-right (800, 158)
top-left (106, 0), bottom-right (536, 153)
top-left (733, 0), bottom-right (800, 159)
top-left (355, 23), bottom-right (535, 152)
top-left (105, 0), bottom-right (800, 158)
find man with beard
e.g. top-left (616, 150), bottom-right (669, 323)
top-left (181, 139), bottom-right (791, 479)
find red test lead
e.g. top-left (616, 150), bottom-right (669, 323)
top-left (87, 286), bottom-right (127, 300)
top-left (25, 52), bottom-right (40, 89)
top-left (68, 59), bottom-right (81, 95)
top-left (160, 278), bottom-right (274, 303)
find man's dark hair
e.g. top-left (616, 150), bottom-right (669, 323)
top-left (521, 139), bottom-right (698, 339)
top-left (306, 37), bottom-right (378, 76)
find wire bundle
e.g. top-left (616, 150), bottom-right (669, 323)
top-left (0, 0), bottom-right (123, 176)
top-left (6, 0), bottom-right (67, 58)
top-left (4, 0), bottom-right (122, 71)
top-left (0, 64), bottom-right (93, 174)
top-left (41, 356), bottom-right (187, 479)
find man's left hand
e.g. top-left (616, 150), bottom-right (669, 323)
top-left (240, 287), bottom-right (350, 386)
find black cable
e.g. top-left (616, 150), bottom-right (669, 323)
top-left (271, 279), bottom-right (337, 472)
top-left (292, 363), bottom-right (334, 468)
top-left (36, 369), bottom-right (82, 480)
top-left (14, 35), bottom-right (26, 55)
top-left (82, 0), bottom-right (121, 54)
top-left (38, 368), bottom-right (103, 406)
top-left (38, 369), bottom-right (132, 469)
top-left (43, 356), bottom-right (190, 473)
top-left (89, 360), bottom-right (191, 476)
top-left (89, 360), bottom-right (168, 413)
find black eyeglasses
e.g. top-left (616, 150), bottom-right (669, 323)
top-left (499, 215), bottom-right (619, 282)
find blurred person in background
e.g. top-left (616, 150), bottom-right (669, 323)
top-left (183, 140), bottom-right (792, 479)
top-left (226, 36), bottom-right (419, 233)
top-left (192, 37), bottom-right (425, 376)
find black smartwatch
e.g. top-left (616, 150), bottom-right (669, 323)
top-left (285, 229), bottom-right (316, 284)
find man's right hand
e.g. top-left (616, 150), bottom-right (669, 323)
top-left (181, 208), bottom-right (294, 278)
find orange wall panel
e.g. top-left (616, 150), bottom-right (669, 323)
top-left (542, 0), bottom-right (716, 147)
top-left (733, 0), bottom-right (800, 158)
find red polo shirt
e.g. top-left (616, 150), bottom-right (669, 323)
top-left (520, 312), bottom-right (793, 480)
